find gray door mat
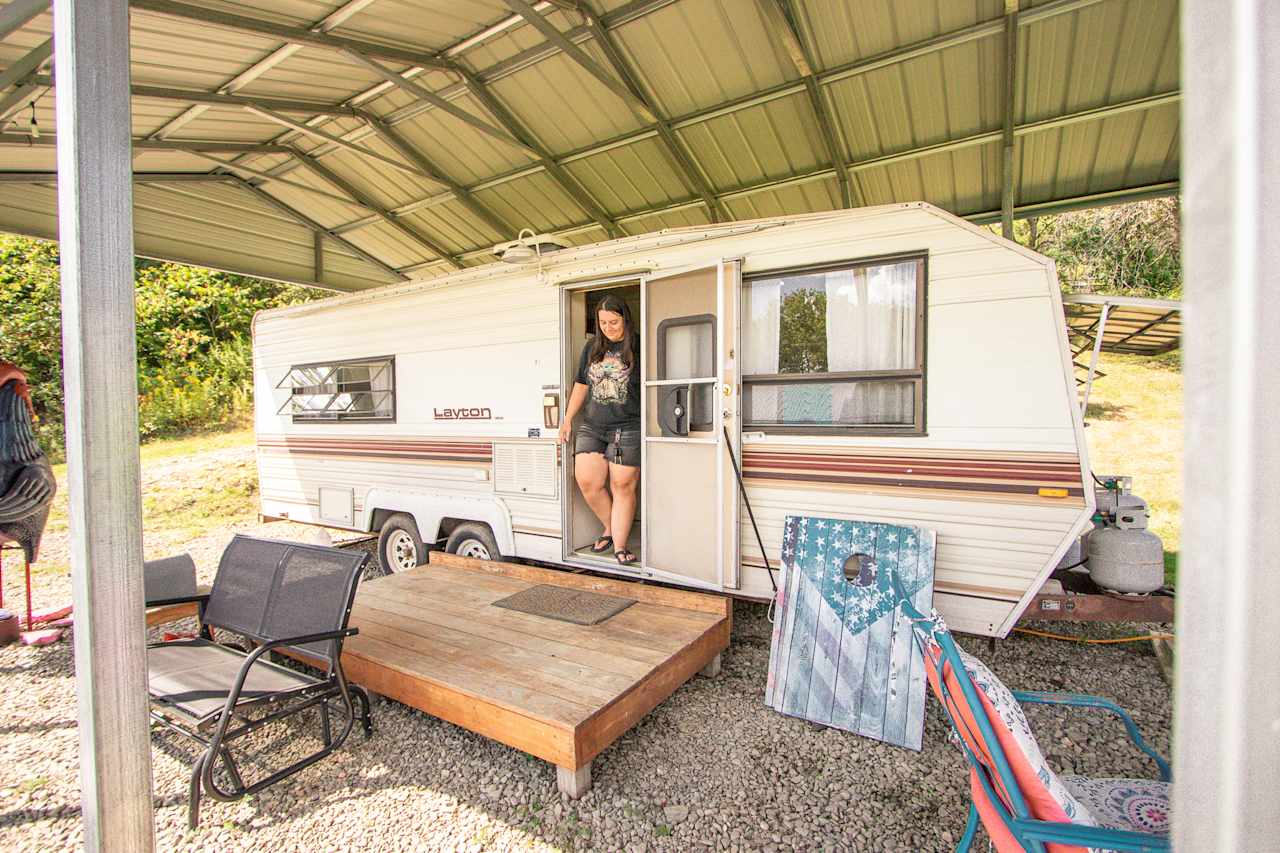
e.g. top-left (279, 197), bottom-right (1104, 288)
top-left (491, 584), bottom-right (636, 626)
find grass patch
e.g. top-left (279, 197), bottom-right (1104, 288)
top-left (1084, 352), bottom-right (1182, 585)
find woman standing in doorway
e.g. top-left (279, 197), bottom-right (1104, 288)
top-left (558, 294), bottom-right (641, 566)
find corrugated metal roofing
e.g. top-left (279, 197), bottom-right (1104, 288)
top-left (0, 0), bottom-right (1179, 291)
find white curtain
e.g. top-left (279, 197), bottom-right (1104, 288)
top-left (744, 280), bottom-right (781, 423)
top-left (825, 261), bottom-right (916, 424)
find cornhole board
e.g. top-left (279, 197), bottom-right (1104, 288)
top-left (766, 515), bottom-right (936, 750)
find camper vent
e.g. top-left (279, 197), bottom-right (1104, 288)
top-left (493, 442), bottom-right (557, 499)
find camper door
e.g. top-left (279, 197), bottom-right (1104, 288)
top-left (641, 261), bottom-right (741, 590)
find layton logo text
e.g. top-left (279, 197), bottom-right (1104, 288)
top-left (433, 406), bottom-right (493, 420)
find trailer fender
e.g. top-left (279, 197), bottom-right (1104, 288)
top-left (361, 489), bottom-right (515, 557)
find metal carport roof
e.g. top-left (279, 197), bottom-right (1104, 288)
top-left (0, 0), bottom-right (1180, 291)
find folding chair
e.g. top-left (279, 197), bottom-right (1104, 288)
top-left (894, 579), bottom-right (1171, 852)
top-left (147, 535), bottom-right (373, 828)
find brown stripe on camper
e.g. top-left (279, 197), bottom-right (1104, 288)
top-left (741, 445), bottom-right (1084, 503)
top-left (257, 435), bottom-right (494, 464)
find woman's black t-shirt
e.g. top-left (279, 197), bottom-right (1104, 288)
top-left (575, 338), bottom-right (641, 430)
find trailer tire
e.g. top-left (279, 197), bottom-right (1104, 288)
top-left (445, 522), bottom-right (501, 561)
top-left (377, 513), bottom-right (427, 574)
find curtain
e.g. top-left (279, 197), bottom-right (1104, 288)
top-left (826, 261), bottom-right (916, 425)
top-left (744, 279), bottom-right (782, 424)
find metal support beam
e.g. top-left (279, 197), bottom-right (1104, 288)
top-left (1176, 1), bottom-right (1280, 849)
top-left (358, 112), bottom-right (514, 236)
top-left (578, 5), bottom-right (728, 222)
top-left (195, 151), bottom-right (374, 208)
top-left (53, 0), bottom-right (155, 849)
top-left (341, 50), bottom-right (535, 155)
top-left (28, 73), bottom-right (360, 116)
top-left (0, 0), bottom-right (47, 42)
top-left (291, 149), bottom-right (463, 270)
top-left (1000, 3), bottom-right (1019, 239)
top-left (454, 66), bottom-right (621, 237)
top-left (244, 106), bottom-right (432, 181)
top-left (313, 231), bottom-right (324, 282)
top-left (229, 175), bottom-right (410, 281)
top-left (0, 38), bottom-right (52, 93)
top-left (501, 0), bottom-right (655, 121)
top-left (0, 170), bottom-right (238, 183)
top-left (1078, 301), bottom-right (1108, 419)
top-left (0, 132), bottom-right (293, 154)
top-left (129, 0), bottom-right (452, 70)
top-left (0, 82), bottom-right (41, 125)
top-left (762, 0), bottom-right (852, 208)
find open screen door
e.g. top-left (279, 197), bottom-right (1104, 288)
top-left (641, 261), bottom-right (741, 589)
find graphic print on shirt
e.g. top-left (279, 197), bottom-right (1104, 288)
top-left (587, 351), bottom-right (631, 406)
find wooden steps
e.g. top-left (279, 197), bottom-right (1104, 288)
top-left (338, 552), bottom-right (731, 796)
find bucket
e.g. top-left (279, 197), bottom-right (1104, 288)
top-left (0, 610), bottom-right (18, 645)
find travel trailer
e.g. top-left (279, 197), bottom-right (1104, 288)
top-left (253, 203), bottom-right (1093, 638)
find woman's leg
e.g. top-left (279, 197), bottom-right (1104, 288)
top-left (574, 452), bottom-right (613, 535)
top-left (608, 462), bottom-right (639, 551)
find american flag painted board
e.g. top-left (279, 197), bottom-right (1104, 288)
top-left (765, 515), bottom-right (936, 750)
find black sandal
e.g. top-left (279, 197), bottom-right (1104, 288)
top-left (615, 549), bottom-right (638, 566)
top-left (590, 535), bottom-right (613, 554)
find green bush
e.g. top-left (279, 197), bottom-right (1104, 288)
top-left (0, 235), bottom-right (318, 460)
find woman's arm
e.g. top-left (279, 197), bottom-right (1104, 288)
top-left (558, 382), bottom-right (589, 444)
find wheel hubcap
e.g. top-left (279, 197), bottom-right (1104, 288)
top-left (456, 539), bottom-right (491, 560)
top-left (386, 530), bottom-right (418, 572)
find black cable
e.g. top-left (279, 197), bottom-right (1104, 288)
top-left (723, 425), bottom-right (777, 594)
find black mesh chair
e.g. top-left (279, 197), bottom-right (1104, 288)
top-left (147, 535), bottom-right (373, 828)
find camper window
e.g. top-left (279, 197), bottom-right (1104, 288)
top-left (741, 255), bottom-right (925, 434)
top-left (277, 355), bottom-right (396, 422)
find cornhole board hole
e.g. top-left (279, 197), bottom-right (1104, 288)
top-left (766, 515), bottom-right (936, 750)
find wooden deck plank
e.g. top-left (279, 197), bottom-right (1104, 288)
top-left (390, 564), bottom-right (724, 634)
top-left (344, 634), bottom-right (591, 728)
top-left (430, 552), bottom-right (733, 616)
top-left (351, 586), bottom-right (657, 677)
top-left (575, 614), bottom-right (732, 766)
top-left (360, 574), bottom-right (704, 657)
top-left (340, 644), bottom-right (577, 767)
top-left (351, 605), bottom-right (634, 707)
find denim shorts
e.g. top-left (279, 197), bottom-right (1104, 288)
top-left (574, 422), bottom-right (641, 467)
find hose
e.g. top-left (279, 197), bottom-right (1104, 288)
top-left (1013, 627), bottom-right (1174, 644)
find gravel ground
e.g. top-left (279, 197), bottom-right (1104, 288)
top-left (0, 448), bottom-right (1174, 852)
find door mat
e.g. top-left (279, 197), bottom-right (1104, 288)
top-left (492, 584), bottom-right (636, 625)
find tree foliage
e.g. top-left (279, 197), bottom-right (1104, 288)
top-left (778, 287), bottom-right (828, 374)
top-left (1012, 197), bottom-right (1181, 298)
top-left (0, 235), bottom-right (319, 461)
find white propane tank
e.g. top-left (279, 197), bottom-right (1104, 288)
top-left (1086, 508), bottom-right (1164, 594)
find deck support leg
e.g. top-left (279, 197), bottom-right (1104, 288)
top-left (699, 653), bottom-right (722, 678)
top-left (557, 763), bottom-right (591, 798)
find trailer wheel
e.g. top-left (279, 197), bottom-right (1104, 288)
top-left (377, 513), bottom-right (426, 574)
top-left (445, 522), bottom-right (501, 561)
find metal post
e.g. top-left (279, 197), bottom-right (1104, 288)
top-left (1078, 301), bottom-right (1109, 419)
top-left (1000, 2), bottom-right (1019, 239)
top-left (53, 0), bottom-right (156, 849)
top-left (1176, 1), bottom-right (1280, 850)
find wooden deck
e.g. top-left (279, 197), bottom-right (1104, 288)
top-left (339, 552), bottom-right (732, 796)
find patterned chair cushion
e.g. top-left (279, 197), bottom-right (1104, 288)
top-left (1061, 776), bottom-right (1171, 837)
top-left (953, 648), bottom-right (1100, 829)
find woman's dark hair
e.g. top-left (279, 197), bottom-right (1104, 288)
top-left (588, 293), bottom-right (635, 370)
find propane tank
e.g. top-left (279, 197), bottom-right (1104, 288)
top-left (1086, 502), bottom-right (1165, 594)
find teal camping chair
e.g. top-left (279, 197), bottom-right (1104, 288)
top-left (894, 580), bottom-right (1171, 852)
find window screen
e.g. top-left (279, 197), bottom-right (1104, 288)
top-left (277, 356), bottom-right (396, 422)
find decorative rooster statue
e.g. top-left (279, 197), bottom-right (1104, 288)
top-left (0, 361), bottom-right (56, 565)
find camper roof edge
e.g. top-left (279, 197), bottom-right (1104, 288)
top-left (253, 202), bottom-right (939, 324)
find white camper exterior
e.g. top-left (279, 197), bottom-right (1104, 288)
top-left (253, 203), bottom-right (1093, 637)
